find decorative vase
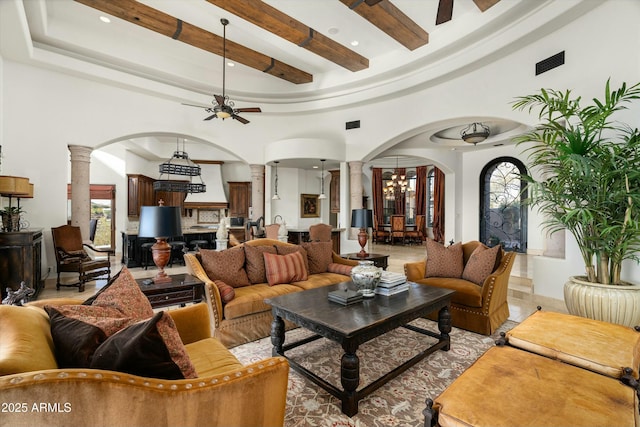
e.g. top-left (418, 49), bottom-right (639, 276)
top-left (564, 275), bottom-right (640, 327)
top-left (351, 260), bottom-right (381, 298)
top-left (1, 213), bottom-right (20, 232)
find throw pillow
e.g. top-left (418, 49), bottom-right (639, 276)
top-left (45, 306), bottom-right (111, 368)
top-left (199, 246), bottom-right (251, 288)
top-left (275, 245), bottom-right (309, 273)
top-left (301, 241), bottom-right (334, 274)
top-left (214, 279), bottom-right (236, 304)
top-left (82, 267), bottom-right (154, 321)
top-left (462, 244), bottom-right (502, 286)
top-left (424, 239), bottom-right (464, 278)
top-left (327, 262), bottom-right (353, 276)
top-left (244, 245), bottom-right (277, 284)
top-left (90, 311), bottom-right (197, 380)
top-left (263, 251), bottom-right (308, 286)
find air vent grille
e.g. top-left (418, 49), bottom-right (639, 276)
top-left (346, 120), bottom-right (360, 130)
top-left (536, 51), bottom-right (565, 75)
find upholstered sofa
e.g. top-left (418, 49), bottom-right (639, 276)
top-left (425, 309), bottom-right (640, 426)
top-left (0, 300), bottom-right (289, 427)
top-left (185, 238), bottom-right (359, 348)
top-left (404, 240), bottom-right (515, 335)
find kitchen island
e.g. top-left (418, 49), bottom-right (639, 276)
top-left (121, 226), bottom-right (246, 268)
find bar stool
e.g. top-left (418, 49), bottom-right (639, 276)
top-left (140, 242), bottom-right (155, 270)
top-left (190, 239), bottom-right (209, 251)
top-left (168, 239), bottom-right (187, 267)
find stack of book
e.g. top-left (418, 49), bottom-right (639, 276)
top-left (376, 271), bottom-right (410, 296)
top-left (328, 288), bottom-right (363, 305)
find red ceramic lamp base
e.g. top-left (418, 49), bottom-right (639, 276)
top-left (357, 228), bottom-right (369, 257)
top-left (151, 238), bottom-right (172, 284)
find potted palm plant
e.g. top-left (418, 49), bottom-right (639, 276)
top-left (513, 79), bottom-right (640, 326)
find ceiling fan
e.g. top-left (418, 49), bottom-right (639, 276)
top-left (183, 18), bottom-right (261, 124)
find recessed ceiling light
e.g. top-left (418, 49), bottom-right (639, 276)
top-left (312, 165), bottom-right (319, 169)
top-left (99, 16), bottom-right (111, 23)
top-left (328, 27), bottom-right (339, 35)
top-left (227, 61), bottom-right (235, 67)
top-left (351, 40), bottom-right (359, 46)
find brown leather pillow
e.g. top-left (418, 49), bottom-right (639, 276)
top-left (424, 239), bottom-right (464, 278)
top-left (301, 241), bottom-right (333, 274)
top-left (244, 245), bottom-right (277, 284)
top-left (199, 246), bottom-right (251, 288)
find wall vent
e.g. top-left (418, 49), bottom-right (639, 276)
top-left (536, 51), bottom-right (565, 75)
top-left (346, 120), bottom-right (360, 130)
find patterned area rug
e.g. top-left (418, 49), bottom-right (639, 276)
top-left (230, 318), bottom-right (517, 427)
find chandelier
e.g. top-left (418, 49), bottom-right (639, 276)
top-left (383, 157), bottom-right (408, 200)
top-left (461, 122), bottom-right (490, 145)
top-left (154, 138), bottom-right (206, 193)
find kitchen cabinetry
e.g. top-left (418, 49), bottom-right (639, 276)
top-left (155, 190), bottom-right (186, 212)
top-left (127, 174), bottom-right (155, 217)
top-left (0, 229), bottom-right (43, 301)
top-left (228, 181), bottom-right (251, 219)
top-left (330, 170), bottom-right (340, 213)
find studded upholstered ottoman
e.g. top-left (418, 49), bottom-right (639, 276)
top-left (424, 309), bottom-right (640, 427)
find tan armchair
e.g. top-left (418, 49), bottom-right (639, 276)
top-left (0, 301), bottom-right (289, 427)
top-left (404, 241), bottom-right (515, 335)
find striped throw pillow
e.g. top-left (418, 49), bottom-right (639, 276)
top-left (263, 251), bottom-right (308, 286)
top-left (327, 262), bottom-right (353, 276)
top-left (214, 280), bottom-right (236, 303)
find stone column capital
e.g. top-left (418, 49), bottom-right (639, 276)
top-left (68, 145), bottom-right (93, 163)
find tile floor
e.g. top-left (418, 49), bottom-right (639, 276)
top-left (37, 241), bottom-right (568, 322)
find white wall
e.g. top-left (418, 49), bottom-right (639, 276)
top-left (2, 1), bottom-right (640, 298)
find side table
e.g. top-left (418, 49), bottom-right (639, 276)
top-left (136, 273), bottom-right (205, 309)
top-left (340, 253), bottom-right (389, 270)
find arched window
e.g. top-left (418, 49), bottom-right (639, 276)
top-left (479, 157), bottom-right (527, 252)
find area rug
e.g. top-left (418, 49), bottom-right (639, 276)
top-left (230, 318), bottom-right (517, 427)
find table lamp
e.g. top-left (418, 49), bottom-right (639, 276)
top-left (138, 204), bottom-right (182, 284)
top-left (351, 208), bottom-right (373, 257)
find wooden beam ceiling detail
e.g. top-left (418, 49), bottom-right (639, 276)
top-left (473, 0), bottom-right (501, 12)
top-left (73, 0), bottom-right (312, 84)
top-left (341, 0), bottom-right (428, 51)
top-left (207, 0), bottom-right (369, 72)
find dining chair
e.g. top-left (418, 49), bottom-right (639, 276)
top-left (406, 214), bottom-right (426, 244)
top-left (390, 215), bottom-right (406, 245)
top-left (308, 223), bottom-right (332, 242)
top-left (265, 223), bottom-right (280, 239)
top-left (372, 214), bottom-right (389, 244)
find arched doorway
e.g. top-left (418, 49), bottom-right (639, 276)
top-left (479, 157), bottom-right (527, 252)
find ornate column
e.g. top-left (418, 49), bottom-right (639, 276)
top-left (349, 161), bottom-right (363, 239)
top-left (250, 164), bottom-right (265, 222)
top-left (68, 145), bottom-right (92, 241)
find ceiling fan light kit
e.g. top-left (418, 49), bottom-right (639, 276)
top-left (461, 122), bottom-right (490, 145)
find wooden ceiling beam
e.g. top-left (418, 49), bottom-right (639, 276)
top-left (472, 0), bottom-right (501, 12)
top-left (207, 0), bottom-right (369, 72)
top-left (341, 0), bottom-right (428, 51)
top-left (73, 0), bottom-right (312, 84)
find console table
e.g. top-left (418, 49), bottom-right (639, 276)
top-left (0, 229), bottom-right (43, 301)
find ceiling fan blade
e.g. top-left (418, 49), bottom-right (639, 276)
top-left (364, 0), bottom-right (383, 5)
top-left (436, 0), bottom-right (454, 25)
top-left (235, 107), bottom-right (262, 113)
top-left (232, 114), bottom-right (249, 124)
top-left (214, 94), bottom-right (225, 106)
top-left (182, 102), bottom-right (209, 109)
top-left (204, 113), bottom-right (217, 121)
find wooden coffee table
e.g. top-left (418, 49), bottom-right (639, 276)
top-left (265, 282), bottom-right (454, 416)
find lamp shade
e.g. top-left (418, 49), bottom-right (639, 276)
top-left (138, 206), bottom-right (182, 238)
top-left (351, 208), bottom-right (373, 228)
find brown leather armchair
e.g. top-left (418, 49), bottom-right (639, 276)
top-left (51, 224), bottom-right (113, 292)
top-left (404, 241), bottom-right (516, 335)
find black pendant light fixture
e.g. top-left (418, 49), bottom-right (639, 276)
top-left (154, 138), bottom-right (206, 193)
top-left (272, 161), bottom-right (280, 200)
top-left (461, 122), bottom-right (490, 145)
top-left (318, 159), bottom-right (327, 200)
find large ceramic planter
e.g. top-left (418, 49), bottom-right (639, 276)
top-left (564, 276), bottom-right (640, 327)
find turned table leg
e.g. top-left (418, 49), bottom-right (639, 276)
top-left (340, 342), bottom-right (360, 416)
top-left (271, 314), bottom-right (285, 357)
top-left (438, 305), bottom-right (452, 351)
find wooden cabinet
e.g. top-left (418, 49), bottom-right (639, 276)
top-left (155, 190), bottom-right (186, 212)
top-left (228, 181), bottom-right (251, 219)
top-left (127, 174), bottom-right (156, 217)
top-left (0, 229), bottom-right (43, 301)
top-left (330, 170), bottom-right (340, 213)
